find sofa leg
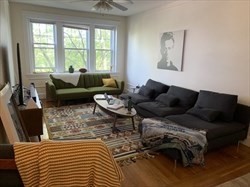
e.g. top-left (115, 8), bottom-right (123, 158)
top-left (237, 141), bottom-right (240, 153)
top-left (173, 159), bottom-right (177, 172)
top-left (57, 100), bottom-right (61, 107)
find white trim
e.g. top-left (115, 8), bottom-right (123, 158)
top-left (22, 10), bottom-right (119, 75)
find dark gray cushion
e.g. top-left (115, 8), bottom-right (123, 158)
top-left (145, 79), bottom-right (169, 98)
top-left (155, 93), bottom-right (179, 107)
top-left (120, 93), bottom-right (152, 104)
top-left (187, 107), bottom-right (221, 122)
top-left (195, 90), bottom-right (238, 122)
top-left (166, 85), bottom-right (198, 108)
top-left (138, 85), bottom-right (155, 98)
top-left (166, 114), bottom-right (247, 141)
top-left (137, 102), bottom-right (186, 117)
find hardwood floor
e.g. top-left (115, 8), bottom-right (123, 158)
top-left (120, 144), bottom-right (250, 187)
top-left (42, 100), bottom-right (250, 187)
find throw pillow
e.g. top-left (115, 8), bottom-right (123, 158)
top-left (145, 79), bottom-right (169, 98)
top-left (138, 85), bottom-right (155, 98)
top-left (155, 93), bottom-right (179, 107)
top-left (194, 90), bottom-right (238, 122)
top-left (187, 107), bottom-right (221, 122)
top-left (102, 78), bottom-right (117, 88)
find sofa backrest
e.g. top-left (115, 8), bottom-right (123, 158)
top-left (79, 73), bottom-right (111, 88)
top-left (145, 79), bottom-right (169, 98)
top-left (166, 85), bottom-right (199, 108)
top-left (194, 90), bottom-right (238, 122)
top-left (50, 74), bottom-right (77, 89)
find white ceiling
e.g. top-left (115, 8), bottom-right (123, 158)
top-left (9, 0), bottom-right (174, 16)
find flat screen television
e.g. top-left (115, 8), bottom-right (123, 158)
top-left (16, 43), bottom-right (24, 106)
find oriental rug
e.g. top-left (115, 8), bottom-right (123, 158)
top-left (43, 103), bottom-right (151, 165)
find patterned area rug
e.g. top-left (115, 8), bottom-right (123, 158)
top-left (43, 103), bottom-right (151, 165)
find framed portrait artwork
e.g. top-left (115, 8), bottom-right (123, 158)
top-left (157, 30), bottom-right (185, 71)
top-left (0, 83), bottom-right (29, 143)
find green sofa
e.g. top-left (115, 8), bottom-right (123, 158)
top-left (46, 73), bottom-right (124, 105)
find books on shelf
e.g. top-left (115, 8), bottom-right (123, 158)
top-left (107, 104), bottom-right (123, 110)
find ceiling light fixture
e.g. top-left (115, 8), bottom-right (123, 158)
top-left (93, 0), bottom-right (113, 11)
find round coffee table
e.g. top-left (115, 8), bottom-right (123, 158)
top-left (93, 94), bottom-right (137, 133)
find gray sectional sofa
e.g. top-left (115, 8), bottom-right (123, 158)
top-left (120, 79), bottom-right (250, 164)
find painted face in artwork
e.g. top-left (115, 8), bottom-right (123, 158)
top-left (161, 39), bottom-right (174, 62)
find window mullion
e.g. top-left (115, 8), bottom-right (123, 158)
top-left (56, 22), bottom-right (64, 73)
top-left (89, 25), bottom-right (95, 72)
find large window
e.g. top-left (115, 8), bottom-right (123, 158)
top-left (31, 22), bottom-right (55, 73)
top-left (29, 20), bottom-right (116, 73)
top-left (63, 26), bottom-right (88, 72)
top-left (95, 27), bottom-right (113, 72)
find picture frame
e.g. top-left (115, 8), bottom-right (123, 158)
top-left (0, 83), bottom-right (30, 143)
top-left (157, 30), bottom-right (185, 71)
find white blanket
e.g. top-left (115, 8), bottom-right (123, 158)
top-left (51, 73), bottom-right (81, 86)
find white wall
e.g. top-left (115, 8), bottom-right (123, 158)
top-left (0, 0), bottom-right (15, 87)
top-left (126, 0), bottom-right (250, 105)
top-left (9, 3), bottom-right (127, 98)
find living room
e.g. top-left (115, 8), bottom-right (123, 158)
top-left (0, 0), bottom-right (250, 186)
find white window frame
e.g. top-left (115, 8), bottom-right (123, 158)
top-left (22, 11), bottom-right (119, 74)
top-left (94, 26), bottom-right (116, 73)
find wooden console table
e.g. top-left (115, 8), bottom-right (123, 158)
top-left (18, 87), bottom-right (43, 141)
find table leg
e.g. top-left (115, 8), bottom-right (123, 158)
top-left (93, 103), bottom-right (97, 114)
top-left (131, 117), bottom-right (135, 130)
top-left (112, 115), bottom-right (120, 133)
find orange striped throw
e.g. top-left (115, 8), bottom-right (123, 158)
top-left (14, 139), bottom-right (124, 187)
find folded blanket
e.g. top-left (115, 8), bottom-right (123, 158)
top-left (141, 118), bottom-right (207, 166)
top-left (51, 73), bottom-right (80, 86)
top-left (14, 139), bottom-right (124, 187)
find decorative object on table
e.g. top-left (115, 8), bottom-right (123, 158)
top-left (127, 96), bottom-right (132, 113)
top-left (157, 30), bottom-right (185, 71)
top-left (79, 68), bottom-right (87, 73)
top-left (69, 65), bottom-right (74, 73)
top-left (43, 103), bottom-right (152, 164)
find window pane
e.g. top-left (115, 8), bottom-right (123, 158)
top-left (95, 50), bottom-right (111, 71)
top-left (32, 22), bottom-right (55, 73)
top-left (63, 26), bottom-right (88, 71)
top-left (32, 23), bottom-right (54, 44)
top-left (95, 28), bottom-right (111, 49)
top-left (64, 49), bottom-right (87, 71)
top-left (95, 28), bottom-right (113, 71)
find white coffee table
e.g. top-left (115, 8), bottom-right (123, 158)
top-left (93, 94), bottom-right (137, 133)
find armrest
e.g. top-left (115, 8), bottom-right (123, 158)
top-left (0, 145), bottom-right (23, 186)
top-left (45, 80), bottom-right (57, 101)
top-left (0, 144), bottom-right (17, 169)
top-left (116, 80), bottom-right (125, 93)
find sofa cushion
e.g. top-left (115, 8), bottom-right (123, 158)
top-left (194, 90), bottom-right (238, 122)
top-left (120, 93), bottom-right (152, 104)
top-left (137, 102), bottom-right (186, 117)
top-left (138, 85), bottom-right (155, 98)
top-left (166, 86), bottom-right (198, 108)
top-left (56, 88), bottom-right (91, 100)
top-left (145, 79), bottom-right (169, 98)
top-left (102, 78), bottom-right (117, 88)
top-left (166, 114), bottom-right (247, 142)
top-left (83, 73), bottom-right (111, 88)
top-left (155, 93), bottom-right (179, 107)
top-left (187, 107), bottom-right (221, 122)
